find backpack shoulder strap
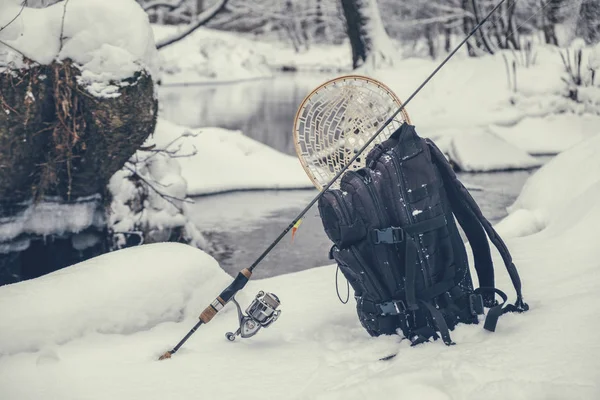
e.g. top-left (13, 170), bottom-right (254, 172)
top-left (426, 139), bottom-right (529, 316)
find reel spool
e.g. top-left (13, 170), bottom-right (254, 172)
top-left (226, 291), bottom-right (281, 341)
top-left (293, 75), bottom-right (411, 191)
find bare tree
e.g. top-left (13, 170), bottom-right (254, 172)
top-left (340, 0), bottom-right (397, 69)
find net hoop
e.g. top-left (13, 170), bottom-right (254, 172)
top-left (293, 75), bottom-right (411, 191)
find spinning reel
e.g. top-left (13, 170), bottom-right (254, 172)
top-left (226, 291), bottom-right (281, 341)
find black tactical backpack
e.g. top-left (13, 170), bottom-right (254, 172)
top-left (318, 123), bottom-right (529, 346)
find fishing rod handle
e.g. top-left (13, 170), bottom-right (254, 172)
top-left (199, 268), bottom-right (253, 323)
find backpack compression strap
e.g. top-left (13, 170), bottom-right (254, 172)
top-left (426, 140), bottom-right (529, 328)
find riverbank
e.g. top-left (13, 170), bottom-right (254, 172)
top-left (1, 132), bottom-right (599, 399)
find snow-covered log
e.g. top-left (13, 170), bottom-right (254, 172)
top-left (340, 0), bottom-right (398, 70)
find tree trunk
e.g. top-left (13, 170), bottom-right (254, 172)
top-left (577, 0), bottom-right (600, 44)
top-left (340, 0), bottom-right (397, 70)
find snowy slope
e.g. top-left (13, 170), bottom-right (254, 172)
top-left (442, 131), bottom-right (543, 172)
top-left (1, 132), bottom-right (600, 399)
top-left (153, 25), bottom-right (272, 85)
top-left (489, 114), bottom-right (600, 155)
top-left (148, 119), bottom-right (313, 196)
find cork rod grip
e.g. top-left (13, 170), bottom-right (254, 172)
top-left (199, 305), bottom-right (218, 323)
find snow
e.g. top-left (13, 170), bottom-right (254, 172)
top-left (0, 0), bottom-right (158, 96)
top-left (153, 25), bottom-right (272, 85)
top-left (146, 119), bottom-right (313, 196)
top-left (440, 131), bottom-right (542, 172)
top-left (2, 131), bottom-right (600, 398)
top-left (489, 114), bottom-right (600, 155)
top-left (496, 132), bottom-right (600, 238)
top-left (0, 243), bottom-right (231, 356)
top-left (0, 196), bottom-right (104, 250)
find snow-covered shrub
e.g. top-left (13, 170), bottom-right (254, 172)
top-left (558, 42), bottom-right (600, 113)
top-left (107, 129), bottom-right (209, 252)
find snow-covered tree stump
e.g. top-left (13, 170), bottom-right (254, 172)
top-left (0, 0), bottom-right (159, 285)
top-left (0, 60), bottom-right (157, 202)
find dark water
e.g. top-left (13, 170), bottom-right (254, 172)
top-left (160, 75), bottom-right (541, 279)
top-left (159, 74), bottom-right (331, 156)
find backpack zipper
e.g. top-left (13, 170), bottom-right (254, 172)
top-left (352, 169), bottom-right (405, 293)
top-left (388, 152), bottom-right (433, 288)
top-left (330, 189), bottom-right (389, 299)
top-left (331, 191), bottom-right (351, 225)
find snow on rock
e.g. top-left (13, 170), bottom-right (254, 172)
top-left (443, 131), bottom-right (542, 172)
top-left (0, 0), bottom-right (158, 95)
top-left (0, 196), bottom-right (104, 249)
top-left (149, 119), bottom-right (313, 196)
top-left (496, 132), bottom-right (600, 238)
top-left (153, 25), bottom-right (271, 85)
top-left (489, 114), bottom-right (600, 155)
top-left (0, 243), bottom-right (231, 356)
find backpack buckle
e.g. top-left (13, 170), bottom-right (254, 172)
top-left (378, 300), bottom-right (406, 315)
top-left (469, 293), bottom-right (485, 316)
top-left (372, 227), bottom-right (404, 244)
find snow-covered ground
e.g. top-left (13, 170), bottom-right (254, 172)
top-left (155, 27), bottom-right (600, 172)
top-left (1, 128), bottom-right (599, 400)
top-left (153, 25), bottom-right (272, 85)
top-left (147, 119), bottom-right (313, 196)
top-left (153, 25), bottom-right (350, 85)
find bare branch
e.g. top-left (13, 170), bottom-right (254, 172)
top-left (0, 1), bottom-right (27, 33)
top-left (124, 164), bottom-right (193, 214)
top-left (156, 0), bottom-right (229, 50)
top-left (143, 0), bottom-right (185, 12)
top-left (59, 0), bottom-right (69, 51)
top-left (0, 39), bottom-right (26, 57)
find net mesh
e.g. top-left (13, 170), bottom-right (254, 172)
top-left (294, 76), bottom-right (409, 190)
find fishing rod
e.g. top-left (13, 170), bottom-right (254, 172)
top-left (158, 0), bottom-right (511, 361)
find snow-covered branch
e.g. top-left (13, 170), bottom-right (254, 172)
top-left (156, 0), bottom-right (229, 50)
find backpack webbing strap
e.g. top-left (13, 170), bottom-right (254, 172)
top-left (419, 300), bottom-right (454, 345)
top-left (373, 214), bottom-right (448, 310)
top-left (426, 140), bottom-right (529, 312)
top-left (474, 287), bottom-right (508, 332)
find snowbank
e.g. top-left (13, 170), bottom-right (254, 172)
top-left (148, 119), bottom-right (313, 196)
top-left (0, 243), bottom-right (230, 355)
top-left (0, 0), bottom-right (158, 95)
top-left (490, 113), bottom-right (600, 155)
top-left (1, 177), bottom-right (600, 399)
top-left (496, 132), bottom-right (600, 238)
top-left (440, 131), bottom-right (542, 172)
top-left (2, 129), bottom-right (600, 395)
top-left (2, 135), bottom-right (600, 398)
top-left (368, 46), bottom-right (599, 144)
top-left (153, 25), bottom-right (272, 85)
top-left (0, 196), bottom-right (104, 249)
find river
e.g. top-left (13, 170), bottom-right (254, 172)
top-left (159, 74), bottom-right (540, 279)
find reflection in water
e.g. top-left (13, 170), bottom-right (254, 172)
top-left (159, 74), bottom-right (333, 155)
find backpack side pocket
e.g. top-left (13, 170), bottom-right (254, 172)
top-left (318, 190), bottom-right (366, 248)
